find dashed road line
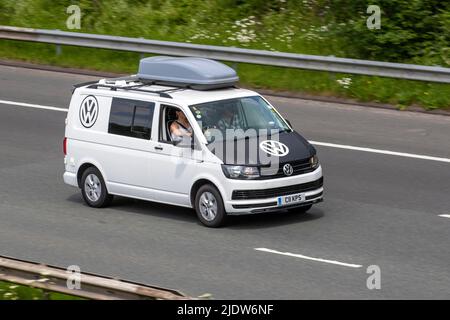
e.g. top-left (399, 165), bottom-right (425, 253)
top-left (0, 99), bottom-right (67, 112)
top-left (255, 248), bottom-right (363, 268)
top-left (310, 141), bottom-right (450, 164)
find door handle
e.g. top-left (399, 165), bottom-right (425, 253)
top-left (154, 146), bottom-right (163, 151)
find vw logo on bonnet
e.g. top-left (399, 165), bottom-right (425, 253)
top-left (259, 140), bottom-right (289, 157)
top-left (283, 163), bottom-right (293, 176)
top-left (79, 95), bottom-right (99, 128)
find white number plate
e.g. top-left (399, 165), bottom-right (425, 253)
top-left (277, 193), bottom-right (305, 206)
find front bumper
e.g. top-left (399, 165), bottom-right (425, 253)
top-left (223, 166), bottom-right (324, 214)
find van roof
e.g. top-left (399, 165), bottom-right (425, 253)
top-left (74, 57), bottom-right (258, 105)
top-left (168, 86), bottom-right (257, 105)
top-left (75, 77), bottom-right (258, 106)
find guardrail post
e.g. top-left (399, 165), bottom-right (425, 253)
top-left (139, 37), bottom-right (145, 60)
top-left (54, 29), bottom-right (62, 56)
top-left (43, 290), bottom-right (50, 300)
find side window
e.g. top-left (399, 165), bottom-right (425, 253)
top-left (108, 98), bottom-right (154, 139)
top-left (160, 105), bottom-right (181, 143)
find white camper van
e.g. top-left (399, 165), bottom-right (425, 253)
top-left (63, 56), bottom-right (323, 227)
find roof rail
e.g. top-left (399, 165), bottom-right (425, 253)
top-left (87, 83), bottom-right (173, 99)
top-left (72, 70), bottom-right (239, 98)
top-left (73, 77), bottom-right (174, 98)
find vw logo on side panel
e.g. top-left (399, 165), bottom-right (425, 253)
top-left (259, 140), bottom-right (289, 157)
top-left (283, 163), bottom-right (293, 176)
top-left (79, 95), bottom-right (99, 128)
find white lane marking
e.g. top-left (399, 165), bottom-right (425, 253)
top-left (0, 99), bottom-right (67, 112)
top-left (255, 248), bottom-right (363, 268)
top-left (310, 141), bottom-right (450, 164)
top-left (439, 214), bottom-right (450, 219)
top-left (1, 98), bottom-right (450, 164)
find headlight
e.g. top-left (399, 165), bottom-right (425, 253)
top-left (221, 165), bottom-right (260, 179)
top-left (310, 154), bottom-right (319, 169)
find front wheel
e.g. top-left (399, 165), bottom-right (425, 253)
top-left (195, 184), bottom-right (227, 228)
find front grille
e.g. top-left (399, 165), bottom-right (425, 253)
top-left (232, 177), bottom-right (323, 200)
top-left (259, 158), bottom-right (314, 179)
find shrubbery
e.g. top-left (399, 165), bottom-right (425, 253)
top-left (326, 0), bottom-right (450, 66)
top-left (0, 0), bottom-right (449, 108)
top-left (1, 0), bottom-right (448, 66)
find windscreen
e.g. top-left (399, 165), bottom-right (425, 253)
top-left (189, 96), bottom-right (291, 142)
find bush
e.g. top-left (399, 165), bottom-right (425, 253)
top-left (327, 0), bottom-right (450, 66)
top-left (0, 0), bottom-right (448, 109)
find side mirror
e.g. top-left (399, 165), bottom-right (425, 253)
top-left (173, 136), bottom-right (195, 149)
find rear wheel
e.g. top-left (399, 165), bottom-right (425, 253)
top-left (288, 204), bottom-right (313, 213)
top-left (195, 184), bottom-right (227, 228)
top-left (81, 167), bottom-right (113, 208)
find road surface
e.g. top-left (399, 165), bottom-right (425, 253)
top-left (0, 65), bottom-right (449, 299)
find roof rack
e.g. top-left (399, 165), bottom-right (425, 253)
top-left (73, 56), bottom-right (240, 96)
top-left (87, 83), bottom-right (173, 99)
top-left (74, 76), bottom-right (176, 98)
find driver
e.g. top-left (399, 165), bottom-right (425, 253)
top-left (170, 110), bottom-right (193, 142)
top-left (216, 106), bottom-right (243, 130)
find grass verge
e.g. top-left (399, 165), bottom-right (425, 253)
top-left (0, 280), bottom-right (85, 300)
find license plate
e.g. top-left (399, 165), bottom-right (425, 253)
top-left (277, 193), bottom-right (305, 206)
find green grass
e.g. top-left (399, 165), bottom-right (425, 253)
top-left (2, 39), bottom-right (449, 110)
top-left (0, 0), bottom-right (448, 110)
top-left (0, 280), bottom-right (85, 300)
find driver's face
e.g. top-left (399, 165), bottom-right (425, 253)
top-left (223, 109), bottom-right (233, 119)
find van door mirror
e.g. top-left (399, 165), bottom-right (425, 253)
top-left (172, 136), bottom-right (194, 149)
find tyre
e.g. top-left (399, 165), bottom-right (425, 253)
top-left (81, 167), bottom-right (113, 208)
top-left (288, 204), bottom-right (312, 213)
top-left (195, 184), bottom-right (227, 227)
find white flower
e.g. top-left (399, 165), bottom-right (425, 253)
top-left (336, 77), bottom-right (353, 89)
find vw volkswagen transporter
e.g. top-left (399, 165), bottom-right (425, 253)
top-left (63, 56), bottom-right (323, 227)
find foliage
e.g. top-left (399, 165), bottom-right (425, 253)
top-left (1, 0), bottom-right (448, 65)
top-left (327, 0), bottom-right (450, 66)
top-left (0, 0), bottom-right (449, 109)
top-left (0, 281), bottom-right (84, 300)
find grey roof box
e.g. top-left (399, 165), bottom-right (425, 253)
top-left (137, 56), bottom-right (239, 90)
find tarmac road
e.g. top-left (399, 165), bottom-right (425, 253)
top-left (0, 65), bottom-right (449, 299)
